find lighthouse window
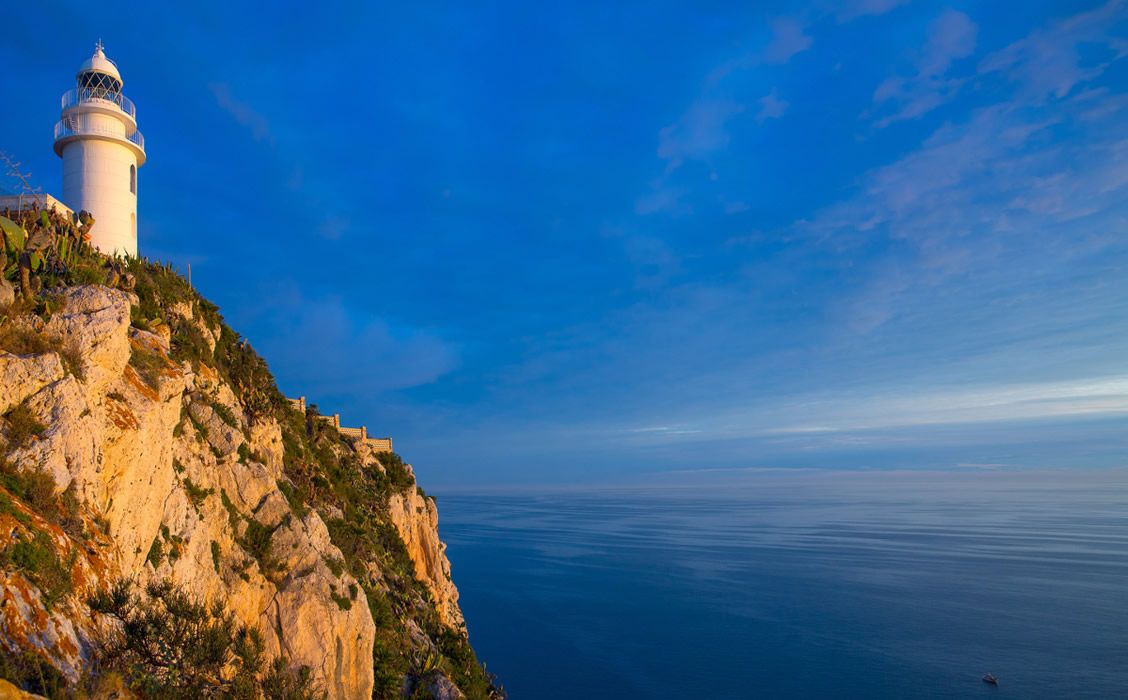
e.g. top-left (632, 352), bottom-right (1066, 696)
top-left (129, 165), bottom-right (136, 194)
top-left (78, 71), bottom-right (122, 99)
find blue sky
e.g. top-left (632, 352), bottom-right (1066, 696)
top-left (3, 1), bottom-right (1127, 485)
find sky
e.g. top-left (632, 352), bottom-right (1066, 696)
top-left (2, 1), bottom-right (1127, 486)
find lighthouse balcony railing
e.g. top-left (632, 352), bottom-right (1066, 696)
top-left (60, 87), bottom-right (137, 120)
top-left (54, 119), bottom-right (144, 152)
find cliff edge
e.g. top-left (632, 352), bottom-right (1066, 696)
top-left (0, 209), bottom-right (500, 699)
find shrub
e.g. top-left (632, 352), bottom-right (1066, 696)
top-left (0, 461), bottom-right (83, 539)
top-left (220, 489), bottom-right (284, 578)
top-left (3, 403), bottom-right (45, 449)
top-left (128, 343), bottom-right (166, 390)
top-left (88, 579), bottom-right (323, 699)
top-left (0, 462), bottom-right (57, 515)
top-left (330, 586), bottom-right (352, 611)
top-left (0, 319), bottom-right (85, 381)
top-left (278, 479), bottom-right (309, 518)
top-left (188, 408), bottom-right (210, 440)
top-left (212, 401), bottom-right (239, 428)
top-left (261, 657), bottom-right (319, 700)
top-left (183, 477), bottom-right (214, 508)
top-left (241, 517), bottom-right (279, 573)
top-left (0, 323), bottom-right (54, 356)
top-left (169, 316), bottom-right (212, 367)
top-left (211, 540), bottom-right (221, 572)
top-left (146, 537), bottom-right (163, 568)
top-left (380, 452), bottom-right (415, 490)
top-left (322, 554), bottom-right (345, 578)
top-left (0, 491), bottom-right (32, 527)
top-left (0, 644), bottom-right (68, 697)
top-left (220, 489), bottom-right (240, 528)
top-left (58, 484), bottom-right (84, 539)
top-left (55, 338), bottom-right (85, 381)
top-left (2, 530), bottom-right (74, 610)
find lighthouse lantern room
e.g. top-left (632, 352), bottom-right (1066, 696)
top-left (53, 42), bottom-right (145, 257)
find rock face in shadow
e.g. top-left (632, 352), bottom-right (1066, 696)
top-left (0, 285), bottom-right (482, 699)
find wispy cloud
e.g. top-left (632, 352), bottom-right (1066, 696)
top-left (919, 9), bottom-right (978, 77)
top-left (870, 9), bottom-right (977, 127)
top-left (656, 100), bottom-right (745, 171)
top-left (764, 18), bottom-right (813, 64)
top-left (240, 288), bottom-right (459, 399)
top-left (766, 374), bottom-right (1128, 433)
top-left (639, 99), bottom-right (745, 213)
top-left (209, 82), bottom-right (275, 145)
top-left (810, 88), bottom-right (1128, 337)
top-left (641, 15), bottom-right (812, 212)
top-left (756, 89), bottom-right (790, 122)
top-left (628, 425), bottom-right (703, 435)
top-left (610, 374), bottom-right (1128, 447)
top-left (836, 0), bottom-right (911, 22)
top-left (979, 0), bottom-right (1128, 101)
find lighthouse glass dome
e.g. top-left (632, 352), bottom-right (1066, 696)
top-left (77, 70), bottom-right (123, 100)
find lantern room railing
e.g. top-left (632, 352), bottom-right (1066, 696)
top-left (60, 87), bottom-right (137, 120)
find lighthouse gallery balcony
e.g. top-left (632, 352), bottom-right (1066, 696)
top-left (53, 118), bottom-right (145, 164)
top-left (61, 87), bottom-right (137, 120)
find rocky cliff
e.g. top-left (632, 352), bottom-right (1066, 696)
top-left (0, 236), bottom-right (499, 699)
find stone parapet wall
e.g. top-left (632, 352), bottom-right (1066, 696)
top-left (366, 438), bottom-right (393, 452)
top-left (287, 397), bottom-right (392, 453)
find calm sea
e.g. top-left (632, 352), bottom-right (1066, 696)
top-left (435, 470), bottom-right (1128, 699)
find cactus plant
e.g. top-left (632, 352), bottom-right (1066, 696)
top-left (0, 214), bottom-right (25, 253)
top-left (0, 206), bottom-right (120, 299)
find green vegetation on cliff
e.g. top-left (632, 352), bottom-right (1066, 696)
top-left (0, 207), bottom-right (502, 699)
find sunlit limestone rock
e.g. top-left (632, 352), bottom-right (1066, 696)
top-left (0, 286), bottom-right (376, 698)
top-left (0, 353), bottom-right (64, 415)
top-left (387, 483), bottom-right (465, 630)
top-left (44, 286), bottom-right (133, 392)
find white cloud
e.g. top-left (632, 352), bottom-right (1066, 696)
top-left (919, 9), bottom-right (978, 77)
top-left (810, 27), bottom-right (1128, 335)
top-left (837, 0), bottom-right (911, 21)
top-left (763, 375), bottom-right (1128, 433)
top-left (872, 2), bottom-right (1128, 127)
top-left (764, 18), bottom-right (813, 64)
top-left (870, 9), bottom-right (977, 127)
top-left (243, 290), bottom-right (459, 397)
top-left (756, 89), bottom-right (790, 122)
top-left (209, 83), bottom-right (274, 145)
top-left (656, 99), bottom-right (745, 171)
top-left (979, 0), bottom-right (1128, 101)
top-left (823, 96), bottom-right (1127, 253)
top-left (597, 372), bottom-right (1128, 448)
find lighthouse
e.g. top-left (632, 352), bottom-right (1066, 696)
top-left (53, 42), bottom-right (145, 257)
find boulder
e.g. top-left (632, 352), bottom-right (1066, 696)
top-left (0, 352), bottom-right (64, 414)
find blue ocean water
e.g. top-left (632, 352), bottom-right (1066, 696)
top-left (436, 470), bottom-right (1128, 699)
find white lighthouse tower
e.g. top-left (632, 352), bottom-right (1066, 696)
top-left (53, 42), bottom-right (146, 257)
